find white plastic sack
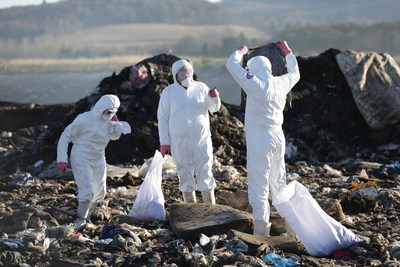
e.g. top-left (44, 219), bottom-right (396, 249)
top-left (130, 150), bottom-right (166, 221)
top-left (273, 181), bottom-right (362, 257)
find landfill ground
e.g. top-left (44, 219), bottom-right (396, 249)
top-left (0, 49), bottom-right (399, 266)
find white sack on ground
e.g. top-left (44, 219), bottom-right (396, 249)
top-left (130, 150), bottom-right (166, 221)
top-left (273, 181), bottom-right (362, 257)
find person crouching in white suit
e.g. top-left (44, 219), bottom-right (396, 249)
top-left (226, 41), bottom-right (300, 236)
top-left (157, 59), bottom-right (221, 204)
top-left (57, 94), bottom-right (131, 231)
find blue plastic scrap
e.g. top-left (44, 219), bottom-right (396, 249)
top-left (346, 176), bottom-right (360, 184)
top-left (263, 252), bottom-right (300, 267)
top-left (0, 238), bottom-right (26, 250)
top-left (100, 225), bottom-right (136, 239)
top-left (10, 172), bottom-right (34, 185)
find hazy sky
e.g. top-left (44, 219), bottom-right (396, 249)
top-left (0, 0), bottom-right (61, 9)
top-left (0, 0), bottom-right (220, 9)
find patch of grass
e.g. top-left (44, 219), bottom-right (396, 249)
top-left (0, 55), bottom-right (227, 74)
top-left (0, 55), bottom-right (148, 73)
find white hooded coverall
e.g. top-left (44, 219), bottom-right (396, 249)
top-left (226, 50), bottom-right (300, 223)
top-left (57, 94), bottom-right (122, 204)
top-left (157, 59), bottom-right (221, 193)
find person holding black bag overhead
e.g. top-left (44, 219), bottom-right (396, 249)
top-left (226, 41), bottom-right (300, 236)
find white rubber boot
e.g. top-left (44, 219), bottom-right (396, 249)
top-left (253, 220), bottom-right (272, 236)
top-left (182, 191), bottom-right (196, 203)
top-left (76, 200), bottom-right (91, 231)
top-left (86, 201), bottom-right (97, 224)
top-left (201, 189), bottom-right (216, 204)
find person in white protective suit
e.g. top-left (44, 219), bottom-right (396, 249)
top-left (226, 41), bottom-right (300, 236)
top-left (157, 59), bottom-right (221, 204)
top-left (57, 94), bottom-right (131, 230)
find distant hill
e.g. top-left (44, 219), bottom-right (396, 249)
top-left (0, 0), bottom-right (399, 58)
top-left (0, 0), bottom-right (230, 41)
top-left (56, 23), bottom-right (267, 57)
top-left (217, 0), bottom-right (400, 33)
top-left (1, 0), bottom-right (399, 41)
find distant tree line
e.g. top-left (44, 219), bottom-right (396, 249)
top-left (277, 21), bottom-right (400, 55)
top-left (2, 0), bottom-right (399, 48)
top-left (172, 21), bottom-right (400, 57)
top-left (172, 33), bottom-right (264, 58)
top-left (0, 21), bottom-right (399, 59)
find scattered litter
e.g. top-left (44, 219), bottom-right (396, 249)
top-left (27, 237), bottom-right (50, 254)
top-left (10, 172), bottom-right (34, 185)
top-left (33, 160), bottom-right (44, 168)
top-left (0, 238), bottom-right (26, 251)
top-left (285, 142), bottom-right (298, 158)
top-left (350, 180), bottom-right (379, 201)
top-left (263, 252), bottom-right (300, 267)
top-left (224, 237), bottom-right (249, 253)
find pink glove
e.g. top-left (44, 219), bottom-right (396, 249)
top-left (58, 162), bottom-right (67, 173)
top-left (208, 87), bottom-right (219, 98)
top-left (237, 45), bottom-right (248, 55)
top-left (111, 114), bottom-right (119, 122)
top-left (276, 40), bottom-right (292, 56)
top-left (160, 145), bottom-right (171, 157)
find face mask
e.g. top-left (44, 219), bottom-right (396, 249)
top-left (102, 109), bottom-right (116, 121)
top-left (177, 67), bottom-right (192, 80)
top-left (102, 114), bottom-right (114, 121)
top-left (180, 77), bottom-right (191, 88)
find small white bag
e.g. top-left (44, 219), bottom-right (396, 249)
top-left (273, 181), bottom-right (362, 257)
top-left (130, 150), bottom-right (166, 221)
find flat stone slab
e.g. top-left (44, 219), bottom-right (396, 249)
top-left (169, 203), bottom-right (253, 240)
top-left (227, 229), bottom-right (305, 255)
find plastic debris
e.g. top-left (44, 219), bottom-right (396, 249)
top-left (323, 164), bottom-right (342, 177)
top-left (350, 180), bottom-right (379, 201)
top-left (10, 172), bottom-right (34, 185)
top-left (347, 175), bottom-right (360, 184)
top-left (332, 249), bottom-right (354, 260)
top-left (27, 237), bottom-right (50, 254)
top-left (100, 225), bottom-right (141, 243)
top-left (287, 172), bottom-right (300, 181)
top-left (263, 252), bottom-right (300, 267)
top-left (0, 238), bottom-right (26, 251)
top-left (285, 142), bottom-right (298, 158)
top-left (45, 225), bottom-right (74, 238)
top-left (224, 237), bottom-right (249, 253)
top-left (94, 238), bottom-right (113, 249)
top-left (16, 228), bottom-right (46, 241)
top-left (33, 160), bottom-right (44, 168)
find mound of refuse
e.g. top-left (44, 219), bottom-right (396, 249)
top-left (1, 49), bottom-right (400, 175)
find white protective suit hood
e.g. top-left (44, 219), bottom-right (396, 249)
top-left (172, 59), bottom-right (194, 86)
top-left (247, 56), bottom-right (272, 80)
top-left (92, 94), bottom-right (120, 119)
